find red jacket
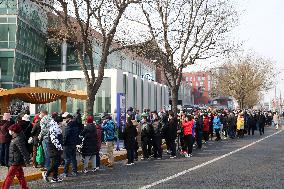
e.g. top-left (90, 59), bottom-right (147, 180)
top-left (203, 116), bottom-right (210, 132)
top-left (96, 124), bottom-right (103, 151)
top-left (182, 120), bottom-right (194, 136)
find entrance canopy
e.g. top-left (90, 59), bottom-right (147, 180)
top-left (0, 87), bottom-right (87, 115)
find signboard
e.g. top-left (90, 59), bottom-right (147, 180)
top-left (116, 93), bottom-right (126, 150)
top-left (141, 73), bottom-right (153, 81)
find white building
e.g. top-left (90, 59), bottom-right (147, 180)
top-left (30, 69), bottom-right (169, 114)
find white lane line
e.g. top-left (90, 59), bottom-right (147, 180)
top-left (139, 130), bottom-right (283, 189)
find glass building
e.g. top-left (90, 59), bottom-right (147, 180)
top-left (0, 0), bottom-right (47, 89)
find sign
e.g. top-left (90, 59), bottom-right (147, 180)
top-left (142, 73), bottom-right (153, 81)
top-left (116, 93), bottom-right (126, 151)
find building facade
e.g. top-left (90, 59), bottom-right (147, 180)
top-left (0, 0), bottom-right (47, 89)
top-left (30, 69), bottom-right (169, 114)
top-left (183, 71), bottom-right (213, 105)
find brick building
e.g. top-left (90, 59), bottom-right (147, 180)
top-left (183, 71), bottom-right (213, 105)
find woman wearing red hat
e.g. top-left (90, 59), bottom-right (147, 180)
top-left (1, 124), bottom-right (30, 189)
top-left (79, 115), bottom-right (98, 173)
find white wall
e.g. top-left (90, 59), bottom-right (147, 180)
top-left (30, 69), bottom-right (169, 114)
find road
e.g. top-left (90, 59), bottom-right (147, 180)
top-left (18, 127), bottom-right (284, 189)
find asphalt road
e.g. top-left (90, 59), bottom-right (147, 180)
top-left (18, 127), bottom-right (284, 189)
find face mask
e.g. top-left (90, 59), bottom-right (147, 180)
top-left (9, 130), bottom-right (14, 136)
top-left (39, 114), bottom-right (43, 118)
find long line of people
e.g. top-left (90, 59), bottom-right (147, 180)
top-left (0, 108), bottom-right (281, 189)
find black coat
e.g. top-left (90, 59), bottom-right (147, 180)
top-left (30, 120), bottom-right (41, 146)
top-left (63, 120), bottom-right (80, 146)
top-left (168, 118), bottom-right (178, 140)
top-left (195, 116), bottom-right (204, 133)
top-left (123, 122), bottom-right (137, 150)
top-left (8, 132), bottom-right (30, 166)
top-left (80, 123), bottom-right (97, 156)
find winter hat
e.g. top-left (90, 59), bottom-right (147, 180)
top-left (22, 114), bottom-right (30, 121)
top-left (86, 115), bottom-right (94, 124)
top-left (8, 124), bottom-right (22, 133)
top-left (3, 113), bottom-right (12, 121)
top-left (52, 112), bottom-right (58, 119)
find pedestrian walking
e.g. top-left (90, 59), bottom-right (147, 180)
top-left (42, 116), bottom-right (64, 183)
top-left (151, 111), bottom-right (163, 159)
top-left (140, 116), bottom-right (151, 160)
top-left (102, 114), bottom-right (116, 168)
top-left (61, 114), bottom-right (80, 177)
top-left (0, 113), bottom-right (13, 166)
top-left (2, 123), bottom-right (30, 189)
top-left (213, 114), bottom-right (221, 141)
top-left (273, 112), bottom-right (280, 130)
top-left (237, 113), bottom-right (245, 138)
top-left (182, 115), bottom-right (194, 157)
top-left (203, 113), bottom-right (210, 143)
top-left (168, 111), bottom-right (178, 158)
top-left (30, 114), bottom-right (43, 168)
top-left (123, 117), bottom-right (137, 165)
top-left (38, 110), bottom-right (53, 170)
top-left (79, 115), bottom-right (98, 173)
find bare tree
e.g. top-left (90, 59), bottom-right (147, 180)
top-left (31, 0), bottom-right (139, 114)
top-left (119, 0), bottom-right (238, 114)
top-left (211, 55), bottom-right (276, 109)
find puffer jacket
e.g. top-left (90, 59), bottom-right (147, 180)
top-left (152, 119), bottom-right (162, 137)
top-left (168, 117), bottom-right (178, 140)
top-left (0, 120), bottom-right (13, 143)
top-left (213, 117), bottom-right (221, 130)
top-left (102, 120), bottom-right (116, 141)
top-left (48, 120), bottom-right (63, 157)
top-left (8, 131), bottom-right (30, 166)
top-left (203, 116), bottom-right (210, 132)
top-left (63, 120), bottom-right (80, 146)
top-left (39, 115), bottom-right (53, 140)
top-left (182, 120), bottom-right (194, 136)
top-left (237, 117), bottom-right (245, 130)
top-left (123, 122), bottom-right (137, 150)
top-left (30, 119), bottom-right (41, 146)
top-left (80, 123), bottom-right (97, 156)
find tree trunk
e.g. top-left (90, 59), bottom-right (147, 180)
top-left (171, 88), bottom-right (179, 116)
top-left (86, 85), bottom-right (95, 115)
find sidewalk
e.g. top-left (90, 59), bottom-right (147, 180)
top-left (0, 143), bottom-right (130, 186)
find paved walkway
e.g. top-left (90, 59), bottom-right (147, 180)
top-left (0, 143), bottom-right (127, 181)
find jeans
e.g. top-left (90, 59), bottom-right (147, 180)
top-left (203, 131), bottom-right (209, 142)
top-left (106, 141), bottom-right (114, 166)
top-left (83, 155), bottom-right (96, 170)
top-left (46, 155), bottom-right (60, 179)
top-left (153, 136), bottom-right (162, 158)
top-left (0, 142), bottom-right (10, 166)
top-left (184, 135), bottom-right (193, 155)
top-left (168, 139), bottom-right (176, 157)
top-left (63, 145), bottom-right (77, 174)
top-left (96, 152), bottom-right (100, 168)
top-left (141, 137), bottom-right (149, 158)
top-left (42, 138), bottom-right (50, 169)
top-left (2, 165), bottom-right (28, 189)
top-left (215, 128), bottom-right (221, 140)
top-left (196, 131), bottom-right (203, 149)
top-left (126, 149), bottom-right (134, 163)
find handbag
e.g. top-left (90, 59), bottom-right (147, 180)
top-left (36, 144), bottom-right (44, 164)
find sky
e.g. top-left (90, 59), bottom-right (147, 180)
top-left (186, 0), bottom-right (284, 103)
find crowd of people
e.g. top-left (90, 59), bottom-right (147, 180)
top-left (0, 107), bottom-right (281, 189)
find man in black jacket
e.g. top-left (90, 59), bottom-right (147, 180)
top-left (151, 111), bottom-right (163, 159)
top-left (168, 111), bottom-right (178, 158)
top-left (61, 114), bottom-right (80, 177)
top-left (195, 114), bottom-right (204, 149)
top-left (2, 123), bottom-right (30, 189)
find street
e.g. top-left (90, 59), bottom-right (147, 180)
top-left (20, 127), bottom-right (283, 189)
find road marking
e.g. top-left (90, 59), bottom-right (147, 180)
top-left (139, 130), bottom-right (283, 189)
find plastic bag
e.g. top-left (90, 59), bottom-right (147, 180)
top-left (36, 145), bottom-right (44, 164)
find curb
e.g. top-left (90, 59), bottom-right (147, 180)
top-left (0, 151), bottom-right (131, 186)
